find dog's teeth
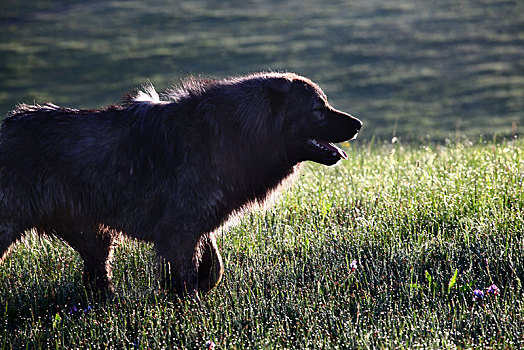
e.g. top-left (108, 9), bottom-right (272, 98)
top-left (309, 139), bottom-right (340, 156)
top-left (308, 139), bottom-right (321, 148)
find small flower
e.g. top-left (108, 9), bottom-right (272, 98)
top-left (68, 305), bottom-right (92, 315)
top-left (205, 340), bottom-right (216, 349)
top-left (487, 284), bottom-right (500, 296)
top-left (472, 289), bottom-right (484, 301)
top-left (349, 260), bottom-right (358, 273)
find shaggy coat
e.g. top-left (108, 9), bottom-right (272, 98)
top-left (0, 72), bottom-right (361, 297)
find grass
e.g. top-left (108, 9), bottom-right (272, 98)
top-left (1, 0), bottom-right (523, 140)
top-left (0, 2), bottom-right (522, 346)
top-left (1, 138), bottom-right (522, 348)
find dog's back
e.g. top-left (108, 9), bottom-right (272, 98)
top-left (0, 105), bottom-right (120, 223)
top-left (0, 103), bottom-right (178, 233)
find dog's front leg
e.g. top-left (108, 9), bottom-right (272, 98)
top-left (197, 233), bottom-right (224, 293)
top-left (155, 232), bottom-right (201, 299)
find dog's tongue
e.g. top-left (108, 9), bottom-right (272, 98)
top-left (318, 140), bottom-right (348, 160)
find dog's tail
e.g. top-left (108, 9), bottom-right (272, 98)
top-left (124, 82), bottom-right (162, 104)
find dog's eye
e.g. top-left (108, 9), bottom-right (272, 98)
top-left (312, 103), bottom-right (326, 113)
top-left (312, 107), bottom-right (325, 120)
top-left (312, 99), bottom-right (326, 112)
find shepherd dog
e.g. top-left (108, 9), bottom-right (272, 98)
top-left (0, 72), bottom-right (362, 298)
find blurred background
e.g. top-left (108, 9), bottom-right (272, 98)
top-left (1, 0), bottom-right (522, 141)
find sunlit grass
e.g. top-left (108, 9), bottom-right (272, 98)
top-left (0, 138), bottom-right (522, 348)
top-left (1, 0), bottom-right (522, 141)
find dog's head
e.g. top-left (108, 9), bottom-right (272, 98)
top-left (264, 73), bottom-right (362, 166)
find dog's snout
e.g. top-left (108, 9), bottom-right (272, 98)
top-left (344, 113), bottom-right (362, 133)
top-left (351, 116), bottom-right (362, 131)
top-left (329, 107), bottom-right (362, 131)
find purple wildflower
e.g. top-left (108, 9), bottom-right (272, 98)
top-left (472, 289), bottom-right (484, 301)
top-left (349, 260), bottom-right (358, 273)
top-left (69, 305), bottom-right (92, 315)
top-left (487, 284), bottom-right (500, 296)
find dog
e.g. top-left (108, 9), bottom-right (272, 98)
top-left (0, 72), bottom-right (361, 298)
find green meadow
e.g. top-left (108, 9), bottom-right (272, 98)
top-left (1, 0), bottom-right (522, 140)
top-left (0, 0), bottom-right (523, 348)
top-left (1, 140), bottom-right (523, 348)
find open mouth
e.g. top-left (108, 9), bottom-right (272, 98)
top-left (306, 139), bottom-right (348, 160)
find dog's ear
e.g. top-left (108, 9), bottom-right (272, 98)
top-left (263, 76), bottom-right (293, 112)
top-left (264, 76), bottom-right (293, 93)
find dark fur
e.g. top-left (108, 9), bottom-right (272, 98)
top-left (0, 72), bottom-right (361, 297)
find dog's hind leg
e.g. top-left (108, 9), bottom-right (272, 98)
top-left (53, 223), bottom-right (116, 295)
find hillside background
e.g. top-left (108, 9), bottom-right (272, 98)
top-left (1, 0), bottom-right (523, 141)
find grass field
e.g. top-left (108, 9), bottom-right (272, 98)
top-left (0, 0), bottom-right (523, 348)
top-left (1, 0), bottom-right (523, 140)
top-left (1, 139), bottom-right (522, 349)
